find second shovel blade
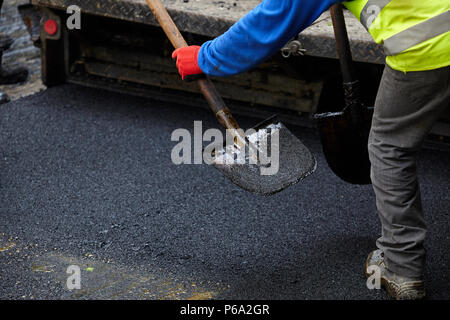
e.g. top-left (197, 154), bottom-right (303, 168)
top-left (315, 109), bottom-right (373, 185)
top-left (212, 119), bottom-right (316, 196)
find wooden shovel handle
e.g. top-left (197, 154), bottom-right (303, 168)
top-left (145, 0), bottom-right (188, 49)
top-left (145, 0), bottom-right (243, 138)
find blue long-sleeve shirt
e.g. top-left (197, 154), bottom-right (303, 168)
top-left (198, 0), bottom-right (341, 77)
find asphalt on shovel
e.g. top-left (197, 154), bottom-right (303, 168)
top-left (145, 0), bottom-right (316, 195)
top-left (314, 4), bottom-right (373, 185)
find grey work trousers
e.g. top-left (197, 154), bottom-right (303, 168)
top-left (369, 64), bottom-right (450, 279)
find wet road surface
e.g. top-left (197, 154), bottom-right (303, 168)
top-left (0, 84), bottom-right (449, 299)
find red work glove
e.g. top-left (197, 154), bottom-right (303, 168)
top-left (172, 45), bottom-right (204, 81)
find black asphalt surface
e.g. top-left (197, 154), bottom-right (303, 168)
top-left (0, 84), bottom-right (449, 300)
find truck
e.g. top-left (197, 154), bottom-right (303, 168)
top-left (18, 0), bottom-right (449, 151)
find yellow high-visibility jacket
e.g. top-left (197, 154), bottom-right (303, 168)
top-left (343, 0), bottom-right (450, 72)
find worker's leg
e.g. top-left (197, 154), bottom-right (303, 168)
top-left (368, 64), bottom-right (449, 279)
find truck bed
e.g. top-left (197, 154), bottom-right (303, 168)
top-left (31, 0), bottom-right (384, 64)
top-left (24, 0), bottom-right (449, 146)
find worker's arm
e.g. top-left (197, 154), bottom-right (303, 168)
top-left (173, 0), bottom-right (341, 78)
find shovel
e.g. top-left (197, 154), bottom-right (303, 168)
top-left (314, 4), bottom-right (373, 185)
top-left (145, 0), bottom-right (316, 195)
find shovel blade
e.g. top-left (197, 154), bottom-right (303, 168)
top-left (315, 73), bottom-right (376, 185)
top-left (315, 109), bottom-right (373, 185)
top-left (212, 119), bottom-right (316, 196)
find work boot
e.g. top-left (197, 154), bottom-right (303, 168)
top-left (0, 89), bottom-right (9, 104)
top-left (365, 249), bottom-right (426, 300)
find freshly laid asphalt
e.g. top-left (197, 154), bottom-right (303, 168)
top-left (0, 84), bottom-right (448, 300)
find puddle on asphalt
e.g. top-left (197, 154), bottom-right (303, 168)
top-left (1, 233), bottom-right (229, 299)
top-left (30, 252), bottom-right (227, 300)
top-left (31, 264), bottom-right (54, 273)
top-left (0, 242), bottom-right (15, 252)
top-left (0, 233), bottom-right (16, 252)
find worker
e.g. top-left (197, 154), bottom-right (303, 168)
top-left (0, 0), bottom-right (28, 104)
top-left (172, 0), bottom-right (450, 300)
